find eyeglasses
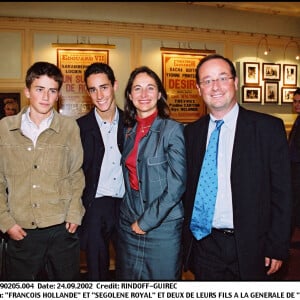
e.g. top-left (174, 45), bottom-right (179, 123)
top-left (199, 76), bottom-right (234, 87)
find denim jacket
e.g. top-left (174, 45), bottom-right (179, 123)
top-left (0, 107), bottom-right (85, 232)
top-left (121, 117), bottom-right (187, 232)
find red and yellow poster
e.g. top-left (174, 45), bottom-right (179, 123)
top-left (162, 50), bottom-right (213, 123)
top-left (57, 49), bottom-right (108, 118)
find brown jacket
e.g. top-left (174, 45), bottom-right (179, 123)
top-left (0, 107), bottom-right (85, 232)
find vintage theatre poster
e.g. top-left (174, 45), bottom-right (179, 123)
top-left (162, 50), bottom-right (213, 123)
top-left (57, 49), bottom-right (108, 118)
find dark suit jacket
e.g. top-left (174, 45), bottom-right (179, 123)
top-left (288, 115), bottom-right (300, 228)
top-left (182, 105), bottom-right (292, 280)
top-left (289, 115), bottom-right (300, 163)
top-left (76, 107), bottom-right (124, 209)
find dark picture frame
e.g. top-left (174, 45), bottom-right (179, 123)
top-left (264, 81), bottom-right (278, 104)
top-left (0, 92), bottom-right (21, 119)
top-left (262, 63), bottom-right (281, 81)
top-left (283, 64), bottom-right (298, 86)
top-left (242, 86), bottom-right (261, 103)
top-left (281, 87), bottom-right (297, 104)
top-left (244, 62), bottom-right (260, 86)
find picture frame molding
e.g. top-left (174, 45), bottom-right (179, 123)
top-left (262, 63), bottom-right (281, 81)
top-left (281, 87), bottom-right (297, 104)
top-left (264, 81), bottom-right (279, 104)
top-left (0, 92), bottom-right (21, 119)
top-left (242, 86), bottom-right (262, 103)
top-left (244, 62), bottom-right (260, 86)
top-left (283, 64), bottom-right (298, 86)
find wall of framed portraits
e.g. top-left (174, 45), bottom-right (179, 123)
top-left (234, 42), bottom-right (300, 133)
top-left (0, 3), bottom-right (299, 129)
top-left (240, 62), bottom-right (298, 105)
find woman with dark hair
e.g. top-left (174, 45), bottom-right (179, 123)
top-left (116, 66), bottom-right (186, 280)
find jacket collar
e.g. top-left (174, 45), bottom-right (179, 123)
top-left (7, 106), bottom-right (60, 133)
top-left (126, 116), bottom-right (162, 135)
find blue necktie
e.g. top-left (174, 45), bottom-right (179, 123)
top-left (190, 119), bottom-right (224, 240)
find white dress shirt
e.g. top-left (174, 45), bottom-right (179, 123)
top-left (95, 108), bottom-right (125, 198)
top-left (211, 103), bottom-right (239, 229)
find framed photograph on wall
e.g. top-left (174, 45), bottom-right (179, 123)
top-left (242, 86), bottom-right (261, 103)
top-left (262, 63), bottom-right (281, 81)
top-left (281, 87), bottom-right (297, 104)
top-left (0, 92), bottom-right (21, 119)
top-left (244, 62), bottom-right (260, 85)
top-left (283, 64), bottom-right (298, 86)
top-left (264, 81), bottom-right (278, 104)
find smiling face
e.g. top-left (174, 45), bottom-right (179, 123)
top-left (129, 72), bottom-right (161, 119)
top-left (197, 58), bottom-right (238, 118)
top-left (24, 75), bottom-right (60, 122)
top-left (86, 72), bottom-right (117, 119)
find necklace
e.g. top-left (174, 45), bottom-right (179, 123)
top-left (141, 125), bottom-right (151, 133)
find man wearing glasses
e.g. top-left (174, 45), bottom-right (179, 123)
top-left (183, 54), bottom-right (292, 280)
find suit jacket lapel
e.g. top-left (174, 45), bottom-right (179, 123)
top-left (231, 107), bottom-right (251, 173)
top-left (195, 118), bottom-right (209, 178)
top-left (88, 112), bottom-right (104, 150)
top-left (187, 115), bottom-right (209, 197)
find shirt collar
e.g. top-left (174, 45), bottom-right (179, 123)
top-left (210, 103), bottom-right (239, 129)
top-left (94, 107), bottom-right (119, 127)
top-left (23, 107), bottom-right (54, 128)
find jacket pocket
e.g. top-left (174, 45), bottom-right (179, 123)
top-left (42, 145), bottom-right (68, 176)
top-left (147, 155), bottom-right (167, 182)
top-left (1, 145), bottom-right (28, 175)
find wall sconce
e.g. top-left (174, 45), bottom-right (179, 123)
top-left (283, 40), bottom-right (300, 61)
top-left (256, 36), bottom-right (271, 58)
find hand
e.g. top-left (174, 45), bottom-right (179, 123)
top-left (7, 224), bottom-right (27, 241)
top-left (265, 257), bottom-right (283, 275)
top-left (131, 221), bottom-right (146, 235)
top-left (65, 222), bottom-right (78, 234)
